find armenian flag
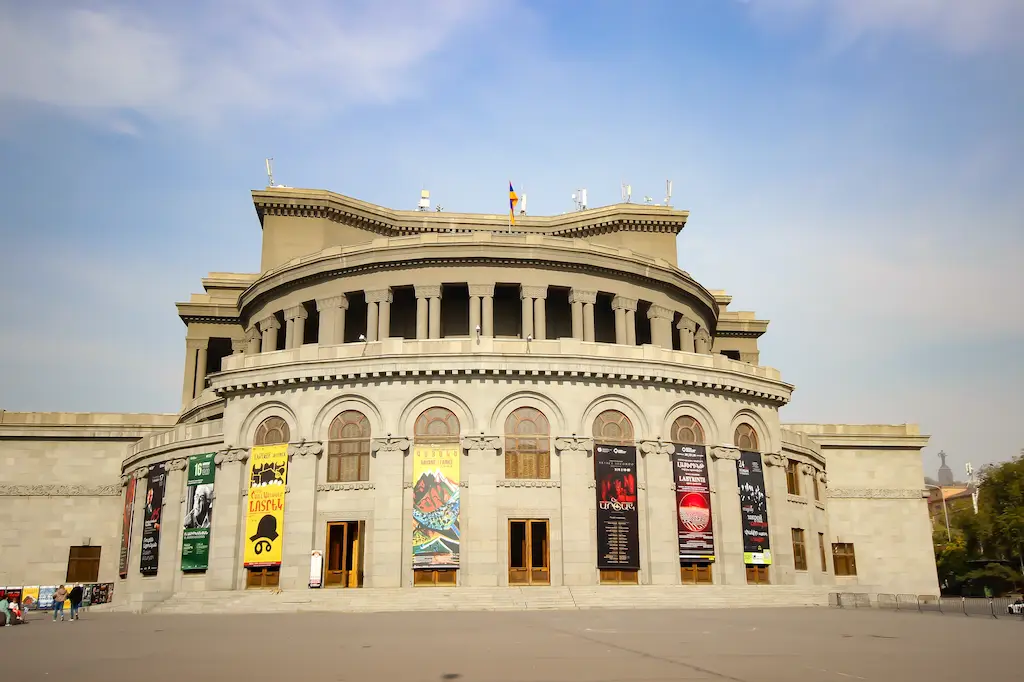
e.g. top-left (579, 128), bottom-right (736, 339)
top-left (509, 182), bottom-right (518, 225)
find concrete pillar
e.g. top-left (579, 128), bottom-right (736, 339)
top-left (555, 437), bottom-right (596, 585)
top-left (281, 445), bottom-right (320, 590)
top-left (611, 296), bottom-right (637, 345)
top-left (258, 315), bottom-right (280, 353)
top-left (368, 438), bottom-right (409, 587)
top-left (366, 288), bottom-right (392, 341)
top-left (677, 315), bottom-right (697, 353)
top-left (762, 453), bottom-right (791, 584)
top-left (378, 293), bottom-right (392, 340)
top-left (523, 286), bottom-right (547, 340)
top-left (365, 301), bottom-right (378, 342)
top-left (710, 447), bottom-right (746, 585)
top-left (695, 327), bottom-right (713, 355)
top-left (639, 442), bottom-right (679, 584)
top-left (245, 326), bottom-right (261, 355)
top-left (284, 305), bottom-right (307, 349)
top-left (469, 295), bottom-right (481, 335)
top-left (570, 300), bottom-right (583, 339)
top-left (208, 453), bottom-right (246, 591)
top-left (316, 295), bottom-right (348, 345)
top-left (647, 305), bottom-right (674, 348)
top-left (147, 460), bottom-right (187, 602)
top-left (583, 303), bottom-right (595, 342)
top-left (570, 289), bottom-right (596, 342)
top-left (414, 291), bottom-right (429, 339)
top-left (194, 343), bottom-right (208, 398)
top-left (181, 339), bottom-right (202, 408)
top-left (520, 288), bottom-right (534, 339)
top-left (416, 285), bottom-right (443, 339)
top-left (469, 285), bottom-right (494, 337)
top-left (626, 309), bottom-right (636, 345)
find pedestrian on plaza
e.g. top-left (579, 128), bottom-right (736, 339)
top-left (52, 585), bottom-right (68, 622)
top-left (69, 585), bottom-right (83, 621)
top-left (0, 595), bottom-right (10, 626)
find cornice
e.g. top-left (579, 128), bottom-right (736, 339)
top-left (0, 484), bottom-right (121, 497)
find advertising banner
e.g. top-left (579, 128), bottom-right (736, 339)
top-left (595, 444), bottom-right (641, 570)
top-left (411, 444), bottom-right (461, 569)
top-left (38, 586), bottom-right (55, 610)
top-left (244, 444), bottom-right (288, 568)
top-left (91, 583), bottom-right (112, 604)
top-left (118, 478), bottom-right (137, 578)
top-left (672, 444), bottom-right (715, 562)
top-left (140, 463), bottom-right (166, 575)
top-left (181, 452), bottom-right (216, 571)
top-left (309, 550), bottom-right (323, 588)
top-left (737, 450), bottom-right (772, 565)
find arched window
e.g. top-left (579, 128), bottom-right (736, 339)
top-left (734, 423), bottom-right (759, 451)
top-left (414, 407), bottom-right (460, 443)
top-left (504, 407), bottom-right (550, 479)
top-left (327, 411), bottom-right (371, 482)
top-left (254, 416), bottom-right (289, 445)
top-left (671, 415), bottom-right (705, 445)
top-left (592, 410), bottom-right (634, 445)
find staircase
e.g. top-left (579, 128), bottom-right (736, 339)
top-left (148, 585), bottom-right (831, 615)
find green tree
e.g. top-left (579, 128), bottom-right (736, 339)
top-left (976, 455), bottom-right (1024, 574)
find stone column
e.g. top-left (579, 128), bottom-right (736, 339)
top-left (316, 295), bottom-right (348, 345)
top-left (122, 466), bottom-right (149, 610)
top-left (374, 289), bottom-right (393, 340)
top-left (365, 299), bottom-right (379, 343)
top-left (470, 284), bottom-right (494, 337)
top-left (258, 315), bottom-right (280, 353)
top-left (677, 316), bottom-right (697, 353)
top-left (762, 453), bottom-right (791, 584)
top-left (647, 305), bottom-right (674, 348)
top-left (415, 285), bottom-right (442, 339)
top-left (194, 341), bottom-right (208, 399)
top-left (413, 286), bottom-right (430, 339)
top-left (469, 293), bottom-right (481, 335)
top-left (639, 440), bottom-right (678, 584)
top-left (570, 299), bottom-right (584, 339)
top-left (149, 458), bottom-right (188, 601)
top-left (231, 338), bottom-right (246, 355)
top-left (710, 446), bottom-right (745, 585)
top-left (523, 285), bottom-right (547, 340)
top-left (555, 436), bottom-right (596, 585)
top-left (284, 305), bottom-right (307, 349)
top-left (695, 327), bottom-right (713, 355)
top-left (245, 326), bottom-right (261, 355)
top-left (626, 309), bottom-right (636, 345)
top-left (181, 339), bottom-right (202, 408)
top-left (570, 289), bottom-right (597, 342)
top-left (611, 296), bottom-right (637, 345)
top-left (461, 435), bottom-right (501, 586)
top-left (370, 437), bottom-right (410, 587)
top-left (281, 442), bottom-right (323, 590)
top-left (209, 448), bottom-right (248, 591)
top-left (520, 286), bottom-right (534, 339)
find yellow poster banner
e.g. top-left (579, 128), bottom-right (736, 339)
top-left (411, 444), bottom-right (460, 569)
top-left (244, 444), bottom-right (288, 568)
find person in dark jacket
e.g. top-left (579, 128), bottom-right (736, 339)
top-left (69, 585), bottom-right (83, 621)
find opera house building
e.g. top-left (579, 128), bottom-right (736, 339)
top-left (0, 187), bottom-right (940, 610)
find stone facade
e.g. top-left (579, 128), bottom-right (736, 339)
top-left (0, 188), bottom-right (939, 607)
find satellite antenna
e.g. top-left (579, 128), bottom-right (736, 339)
top-left (621, 183), bottom-right (632, 203)
top-left (418, 189), bottom-right (430, 211)
top-left (665, 179), bottom-right (673, 206)
top-left (643, 196), bottom-right (653, 204)
top-left (265, 158), bottom-right (275, 187)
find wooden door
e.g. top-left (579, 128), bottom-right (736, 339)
top-left (326, 522), bottom-right (348, 587)
top-left (246, 567), bottom-right (280, 589)
top-left (508, 519), bottom-right (550, 585)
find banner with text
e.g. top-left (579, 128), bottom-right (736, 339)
top-left (118, 478), bottom-right (137, 578)
top-left (181, 452), bottom-right (216, 571)
top-left (595, 444), bottom-right (640, 570)
top-left (412, 444), bottom-right (461, 569)
top-left (672, 444), bottom-right (715, 562)
top-left (244, 444), bottom-right (288, 568)
top-left (140, 462), bottom-right (166, 575)
top-left (737, 450), bottom-right (772, 565)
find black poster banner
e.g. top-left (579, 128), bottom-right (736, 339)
top-left (736, 450), bottom-right (772, 565)
top-left (595, 444), bottom-right (640, 570)
top-left (672, 444), bottom-right (715, 561)
top-left (139, 463), bottom-right (166, 575)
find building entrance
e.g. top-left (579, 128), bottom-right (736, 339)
top-left (508, 519), bottom-right (550, 585)
top-left (246, 567), bottom-right (280, 589)
top-left (325, 521), bottom-right (364, 587)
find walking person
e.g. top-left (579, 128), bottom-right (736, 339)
top-left (69, 585), bottom-right (83, 621)
top-left (52, 585), bottom-right (68, 622)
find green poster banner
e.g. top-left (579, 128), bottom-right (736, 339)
top-left (181, 452), bottom-right (216, 571)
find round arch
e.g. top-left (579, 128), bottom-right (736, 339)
top-left (311, 393), bottom-right (385, 443)
top-left (579, 395), bottom-right (649, 442)
top-left (488, 390), bottom-right (567, 435)
top-left (237, 401), bottom-right (300, 448)
top-left (728, 409), bottom-right (773, 453)
top-left (661, 401), bottom-right (719, 445)
top-left (397, 391), bottom-right (474, 440)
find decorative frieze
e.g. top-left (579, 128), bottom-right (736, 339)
top-left (0, 484), bottom-right (121, 497)
top-left (827, 488), bottom-right (928, 500)
top-left (496, 479), bottom-right (561, 489)
top-left (317, 482), bottom-right (375, 492)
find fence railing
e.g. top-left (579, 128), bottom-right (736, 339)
top-left (828, 592), bottom-right (1024, 619)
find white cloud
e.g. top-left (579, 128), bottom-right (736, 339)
top-left (747, 0), bottom-right (1024, 53)
top-left (0, 0), bottom-right (510, 129)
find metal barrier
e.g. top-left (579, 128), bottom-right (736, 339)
top-left (828, 592), bottom-right (1024, 620)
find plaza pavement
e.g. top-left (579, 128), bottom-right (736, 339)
top-left (3, 606), bottom-right (1017, 681)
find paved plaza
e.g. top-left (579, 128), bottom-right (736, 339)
top-left (4, 607), bottom-right (1017, 681)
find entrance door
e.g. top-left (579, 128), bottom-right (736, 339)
top-left (325, 521), bottom-right (364, 588)
top-left (246, 567), bottom-right (280, 589)
top-left (508, 519), bottom-right (550, 585)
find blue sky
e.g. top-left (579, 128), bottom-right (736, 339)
top-left (1, 0), bottom-right (1021, 476)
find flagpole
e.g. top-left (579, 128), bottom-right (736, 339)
top-left (508, 179), bottom-right (512, 234)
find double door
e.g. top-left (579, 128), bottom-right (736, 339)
top-left (508, 519), bottom-right (550, 585)
top-left (326, 521), bottom-right (364, 588)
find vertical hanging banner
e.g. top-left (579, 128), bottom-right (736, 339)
top-left (411, 444), bottom-right (461, 569)
top-left (595, 444), bottom-right (640, 570)
top-left (672, 444), bottom-right (715, 562)
top-left (118, 478), bottom-right (137, 578)
top-left (140, 463), bottom-right (166, 575)
top-left (244, 444), bottom-right (288, 568)
top-left (181, 452), bottom-right (216, 571)
top-left (736, 450), bottom-right (772, 565)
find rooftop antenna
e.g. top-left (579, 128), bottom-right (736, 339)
top-left (665, 179), bottom-right (673, 206)
top-left (643, 195), bottom-right (653, 204)
top-left (621, 183), bottom-right (632, 203)
top-left (965, 462), bottom-right (979, 514)
top-left (571, 188), bottom-right (587, 211)
top-left (265, 158), bottom-right (275, 187)
top-left (418, 189), bottom-right (430, 211)
top-left (520, 186), bottom-right (527, 215)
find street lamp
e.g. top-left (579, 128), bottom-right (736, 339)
top-left (925, 483), bottom-right (951, 542)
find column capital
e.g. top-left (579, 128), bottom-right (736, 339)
top-left (231, 338), bottom-right (247, 353)
top-left (461, 435), bottom-right (501, 452)
top-left (370, 436), bottom-right (410, 455)
top-left (764, 453), bottom-right (786, 467)
top-left (284, 305), bottom-right (308, 321)
top-left (647, 304), bottom-right (674, 320)
top-left (695, 327), bottom-right (713, 346)
top-left (521, 285), bottom-right (547, 300)
top-left (316, 294), bottom-right (348, 311)
top-left (638, 439), bottom-right (674, 457)
top-left (289, 441), bottom-right (324, 458)
top-left (245, 325), bottom-right (261, 340)
top-left (414, 284), bottom-right (442, 299)
top-left (258, 315), bottom-right (280, 332)
top-left (799, 462), bottom-right (817, 476)
top-left (710, 445), bottom-right (740, 461)
top-left (468, 283), bottom-right (495, 297)
top-left (676, 315), bottom-right (697, 333)
top-left (185, 338), bottom-right (208, 350)
top-left (365, 288), bottom-right (393, 304)
top-left (568, 289), bottom-right (597, 305)
top-left (553, 436), bottom-right (594, 454)
top-left (611, 295), bottom-right (638, 312)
